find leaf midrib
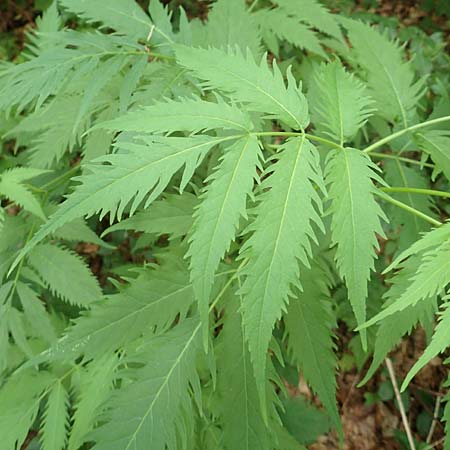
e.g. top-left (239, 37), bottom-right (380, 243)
top-left (57, 270), bottom-right (230, 355)
top-left (254, 136), bottom-right (306, 379)
top-left (124, 323), bottom-right (199, 450)
top-left (194, 136), bottom-right (253, 297)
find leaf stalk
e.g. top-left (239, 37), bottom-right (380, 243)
top-left (363, 115), bottom-right (450, 153)
top-left (374, 190), bottom-right (441, 227)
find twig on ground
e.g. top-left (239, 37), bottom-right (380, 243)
top-left (341, 374), bottom-right (359, 412)
top-left (424, 436), bottom-right (445, 450)
top-left (426, 395), bottom-right (442, 444)
top-left (385, 357), bottom-right (417, 450)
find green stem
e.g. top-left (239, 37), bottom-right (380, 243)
top-left (248, 0), bottom-right (259, 12)
top-left (381, 187), bottom-right (450, 199)
top-left (208, 258), bottom-right (248, 313)
top-left (6, 223), bottom-right (37, 304)
top-left (305, 133), bottom-right (343, 149)
top-left (6, 163), bottom-right (80, 206)
top-left (363, 115), bottom-right (450, 154)
top-left (148, 51), bottom-right (176, 62)
top-left (252, 131), bottom-right (343, 150)
top-left (368, 152), bottom-right (435, 168)
top-left (41, 164), bottom-right (81, 191)
top-left (253, 131), bottom-right (301, 138)
top-left (374, 190), bottom-right (441, 227)
top-left (23, 183), bottom-right (46, 194)
top-left (2, 166), bottom-right (80, 217)
top-left (199, 258), bottom-right (248, 351)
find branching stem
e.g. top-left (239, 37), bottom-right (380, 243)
top-left (208, 258), bottom-right (248, 313)
top-left (363, 115), bottom-right (450, 153)
top-left (381, 186), bottom-right (450, 199)
top-left (252, 131), bottom-right (343, 150)
top-left (368, 152), bottom-right (435, 168)
top-left (6, 223), bottom-right (37, 305)
top-left (374, 190), bottom-right (441, 227)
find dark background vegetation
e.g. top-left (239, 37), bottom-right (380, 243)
top-left (1, 0), bottom-right (449, 58)
top-left (1, 1), bottom-right (449, 449)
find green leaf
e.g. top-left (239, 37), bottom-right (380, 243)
top-left (325, 148), bottom-right (387, 348)
top-left (240, 136), bottom-right (324, 410)
top-left (0, 217), bottom-right (28, 281)
top-left (0, 369), bottom-right (53, 450)
top-left (364, 241), bottom-right (450, 329)
top-left (27, 243), bottom-right (102, 306)
top-left (386, 221), bottom-right (450, 274)
top-left (8, 95), bottom-right (86, 168)
top-left (90, 318), bottom-right (202, 450)
top-left (147, 0), bottom-right (176, 45)
top-left (52, 217), bottom-right (112, 248)
top-left (12, 135), bottom-right (232, 266)
top-left (3, 2), bottom-right (450, 447)
top-left (274, 0), bottom-right (343, 42)
top-left (0, 32), bottom-right (139, 112)
top-left (105, 192), bottom-right (198, 239)
top-left (99, 97), bottom-right (253, 134)
top-left (0, 168), bottom-right (47, 220)
top-left (175, 45), bottom-right (309, 130)
top-left (68, 354), bottom-right (117, 450)
top-left (273, 423), bottom-right (308, 450)
top-left (8, 308), bottom-right (34, 358)
top-left (202, 0), bottom-right (261, 56)
top-left (383, 160), bottom-right (434, 251)
top-left (72, 55), bottom-right (129, 133)
top-left (402, 299), bottom-right (450, 390)
top-left (255, 8), bottom-right (327, 58)
top-left (360, 255), bottom-right (436, 385)
top-left (0, 284), bottom-right (12, 372)
top-left (281, 397), bottom-right (331, 446)
top-left (308, 60), bottom-right (374, 144)
top-left (340, 18), bottom-right (424, 127)
top-left (34, 0), bottom-right (61, 50)
top-left (119, 55), bottom-right (148, 113)
top-left (82, 105), bottom-right (116, 162)
top-left (30, 257), bottom-right (202, 363)
top-left (187, 135), bottom-right (261, 345)
top-left (284, 262), bottom-right (341, 437)
top-left (58, 0), bottom-right (153, 40)
top-left (416, 130), bottom-right (450, 182)
top-left (216, 292), bottom-right (272, 450)
top-left (40, 379), bottom-right (69, 450)
top-left (130, 63), bottom-right (189, 106)
top-left (17, 282), bottom-right (57, 344)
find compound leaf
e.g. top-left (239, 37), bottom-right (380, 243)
top-left (309, 60), bottom-right (374, 144)
top-left (187, 135), bottom-right (261, 344)
top-left (91, 319), bottom-right (202, 450)
top-left (239, 136), bottom-right (324, 410)
top-left (27, 243), bottom-right (102, 307)
top-left (40, 379), bottom-right (69, 450)
top-left (285, 262), bottom-right (341, 437)
top-left (325, 148), bottom-right (387, 348)
top-left (175, 45), bottom-right (309, 130)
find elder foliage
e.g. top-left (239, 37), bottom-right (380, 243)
top-left (0, 0), bottom-right (449, 449)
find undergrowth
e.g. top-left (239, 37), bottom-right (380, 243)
top-left (0, 0), bottom-right (449, 449)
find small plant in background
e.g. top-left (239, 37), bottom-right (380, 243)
top-left (0, 0), bottom-right (449, 449)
